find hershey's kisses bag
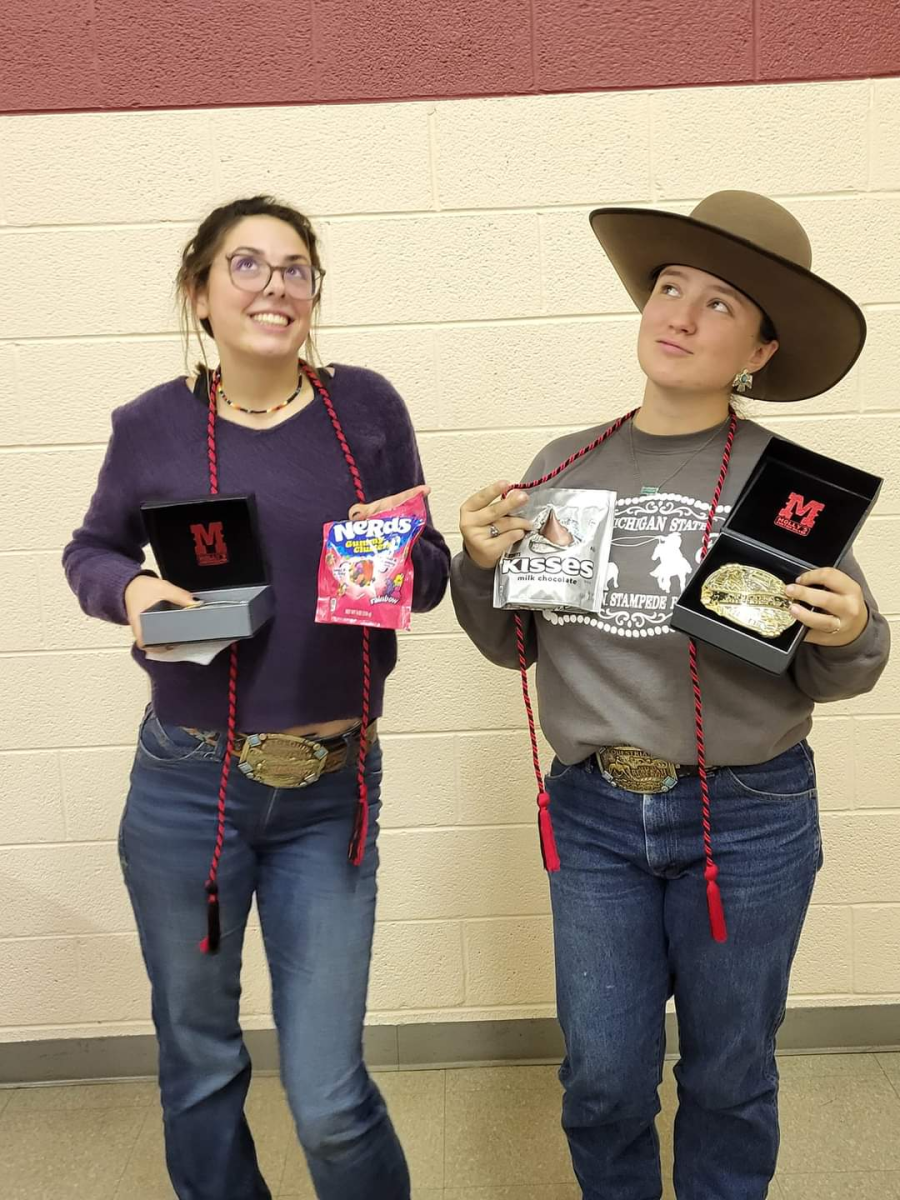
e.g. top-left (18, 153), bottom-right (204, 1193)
top-left (493, 487), bottom-right (617, 614)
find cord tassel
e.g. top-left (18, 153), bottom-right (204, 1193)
top-left (199, 882), bottom-right (221, 955)
top-left (704, 863), bottom-right (728, 943)
top-left (349, 783), bottom-right (369, 866)
top-left (537, 790), bottom-right (561, 872)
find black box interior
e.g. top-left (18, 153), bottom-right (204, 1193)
top-left (141, 495), bottom-right (268, 594)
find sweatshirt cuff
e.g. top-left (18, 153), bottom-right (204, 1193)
top-left (803, 607), bottom-right (886, 666)
top-left (110, 564), bottom-right (155, 624)
top-left (452, 549), bottom-right (496, 595)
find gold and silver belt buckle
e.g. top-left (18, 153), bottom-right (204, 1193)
top-left (597, 745), bottom-right (679, 794)
top-left (701, 564), bottom-right (796, 639)
top-left (237, 732), bottom-right (330, 789)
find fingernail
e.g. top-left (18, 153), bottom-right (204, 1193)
top-left (790, 604), bottom-right (801, 614)
top-left (785, 585), bottom-right (797, 597)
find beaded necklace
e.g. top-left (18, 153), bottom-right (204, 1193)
top-left (213, 365), bottom-right (304, 415)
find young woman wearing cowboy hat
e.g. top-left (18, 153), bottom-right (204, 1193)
top-left (451, 190), bottom-right (890, 1199)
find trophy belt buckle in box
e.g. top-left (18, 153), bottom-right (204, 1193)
top-left (671, 436), bottom-right (882, 674)
top-left (700, 564), bottom-right (796, 639)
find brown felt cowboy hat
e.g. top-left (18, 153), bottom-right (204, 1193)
top-left (589, 190), bottom-right (866, 403)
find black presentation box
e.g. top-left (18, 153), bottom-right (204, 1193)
top-left (671, 436), bottom-right (882, 673)
top-left (139, 495), bottom-right (274, 647)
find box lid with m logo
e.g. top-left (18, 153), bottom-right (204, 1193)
top-left (140, 494), bottom-right (268, 593)
top-left (724, 436), bottom-right (882, 569)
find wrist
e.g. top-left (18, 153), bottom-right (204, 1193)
top-left (124, 570), bottom-right (156, 598)
top-left (464, 544), bottom-right (496, 571)
top-left (821, 606), bottom-right (870, 649)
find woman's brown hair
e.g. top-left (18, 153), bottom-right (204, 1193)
top-left (177, 195), bottom-right (324, 371)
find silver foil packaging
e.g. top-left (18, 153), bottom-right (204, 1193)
top-left (493, 487), bottom-right (617, 613)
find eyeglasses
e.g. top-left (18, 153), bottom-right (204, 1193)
top-left (225, 252), bottom-right (325, 300)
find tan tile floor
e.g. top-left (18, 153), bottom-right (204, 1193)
top-left (0, 1052), bottom-right (898, 1198)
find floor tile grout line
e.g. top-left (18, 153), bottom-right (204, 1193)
top-left (874, 1052), bottom-right (895, 1086)
top-left (108, 1101), bottom-right (149, 1200)
top-left (779, 1169), bottom-right (900, 1177)
top-left (442, 1066), bottom-right (448, 1189)
top-left (272, 1135), bottom-right (290, 1198)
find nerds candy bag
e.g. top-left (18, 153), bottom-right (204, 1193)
top-left (315, 495), bottom-right (427, 631)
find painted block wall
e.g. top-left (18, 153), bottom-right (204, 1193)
top-left (0, 78), bottom-right (898, 1040)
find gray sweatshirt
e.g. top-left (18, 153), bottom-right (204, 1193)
top-left (451, 417), bottom-right (890, 767)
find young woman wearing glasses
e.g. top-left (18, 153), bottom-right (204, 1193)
top-left (63, 196), bottom-right (450, 1200)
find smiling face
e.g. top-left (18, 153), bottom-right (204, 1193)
top-left (637, 265), bottom-right (778, 395)
top-left (193, 215), bottom-right (315, 363)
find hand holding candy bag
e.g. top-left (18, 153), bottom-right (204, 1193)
top-left (316, 493), bottom-right (428, 631)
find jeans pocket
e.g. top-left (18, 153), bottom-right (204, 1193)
top-left (340, 736), bottom-right (383, 782)
top-left (137, 709), bottom-right (209, 765)
top-left (366, 741), bottom-right (383, 784)
top-left (724, 741), bottom-right (817, 801)
top-left (545, 756), bottom-right (578, 785)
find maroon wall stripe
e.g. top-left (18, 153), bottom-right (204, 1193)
top-left (534, 0), bottom-right (755, 93)
top-left (2, 0), bottom-right (899, 116)
top-left (758, 0), bottom-right (900, 81)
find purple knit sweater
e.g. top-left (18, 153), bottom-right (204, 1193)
top-left (63, 366), bottom-right (450, 730)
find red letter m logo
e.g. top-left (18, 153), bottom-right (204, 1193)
top-left (775, 493), bottom-right (826, 537)
top-left (190, 521), bottom-right (229, 566)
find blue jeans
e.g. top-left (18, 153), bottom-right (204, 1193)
top-left (547, 741), bottom-right (822, 1200)
top-left (119, 708), bottom-right (409, 1200)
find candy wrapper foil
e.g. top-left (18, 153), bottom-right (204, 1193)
top-left (494, 487), bottom-right (617, 614)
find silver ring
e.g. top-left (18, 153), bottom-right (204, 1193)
top-left (489, 524), bottom-right (501, 539)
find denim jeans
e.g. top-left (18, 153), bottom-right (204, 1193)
top-left (547, 741), bottom-right (822, 1200)
top-left (119, 707), bottom-right (410, 1200)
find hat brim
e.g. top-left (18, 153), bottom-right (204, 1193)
top-left (589, 207), bottom-right (866, 402)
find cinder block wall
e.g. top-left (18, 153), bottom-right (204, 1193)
top-left (1, 78), bottom-right (898, 1041)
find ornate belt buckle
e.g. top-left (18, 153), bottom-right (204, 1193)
top-left (597, 745), bottom-right (678, 794)
top-left (238, 733), bottom-right (329, 788)
top-left (701, 564), bottom-right (796, 639)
